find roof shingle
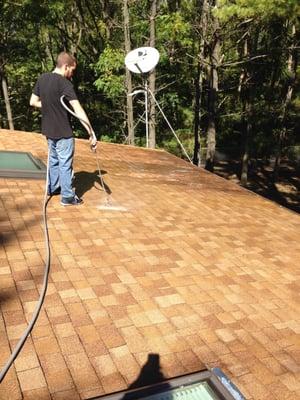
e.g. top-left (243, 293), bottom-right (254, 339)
top-left (0, 129), bottom-right (299, 400)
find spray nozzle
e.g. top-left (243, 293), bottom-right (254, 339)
top-left (90, 131), bottom-right (97, 152)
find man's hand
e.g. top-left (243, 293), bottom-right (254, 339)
top-left (90, 131), bottom-right (97, 151)
top-left (30, 93), bottom-right (42, 108)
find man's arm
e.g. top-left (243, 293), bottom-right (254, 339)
top-left (30, 93), bottom-right (42, 108)
top-left (69, 99), bottom-right (97, 147)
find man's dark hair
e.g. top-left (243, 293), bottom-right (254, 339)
top-left (56, 52), bottom-right (76, 68)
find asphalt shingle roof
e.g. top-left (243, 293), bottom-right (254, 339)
top-left (0, 129), bottom-right (299, 400)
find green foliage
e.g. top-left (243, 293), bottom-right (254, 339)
top-left (0, 0), bottom-right (299, 165)
top-left (94, 47), bottom-right (126, 100)
top-left (160, 129), bottom-right (195, 161)
top-left (156, 12), bottom-right (192, 48)
top-left (218, 0), bottom-right (300, 20)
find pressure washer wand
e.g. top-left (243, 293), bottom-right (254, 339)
top-left (62, 96), bottom-right (129, 211)
top-left (60, 96), bottom-right (112, 205)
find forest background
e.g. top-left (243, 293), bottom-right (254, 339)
top-left (1, 0), bottom-right (299, 211)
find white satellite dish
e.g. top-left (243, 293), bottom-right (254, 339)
top-left (125, 47), bottom-right (160, 74)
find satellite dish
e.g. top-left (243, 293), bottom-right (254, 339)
top-left (125, 47), bottom-right (160, 74)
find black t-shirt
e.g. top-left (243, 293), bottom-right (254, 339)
top-left (33, 72), bottom-right (78, 139)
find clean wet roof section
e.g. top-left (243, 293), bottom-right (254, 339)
top-left (0, 128), bottom-right (299, 400)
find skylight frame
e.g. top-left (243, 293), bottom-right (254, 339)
top-left (91, 369), bottom-right (241, 400)
top-left (0, 150), bottom-right (46, 180)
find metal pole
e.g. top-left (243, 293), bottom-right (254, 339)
top-left (145, 79), bottom-right (149, 148)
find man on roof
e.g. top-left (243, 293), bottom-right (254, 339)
top-left (30, 51), bottom-right (97, 206)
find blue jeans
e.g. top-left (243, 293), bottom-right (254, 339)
top-left (47, 137), bottom-right (74, 199)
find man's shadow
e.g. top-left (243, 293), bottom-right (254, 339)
top-left (73, 170), bottom-right (111, 198)
top-left (121, 353), bottom-right (172, 399)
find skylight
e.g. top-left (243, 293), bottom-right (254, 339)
top-left (93, 369), bottom-right (245, 400)
top-left (0, 150), bottom-right (46, 179)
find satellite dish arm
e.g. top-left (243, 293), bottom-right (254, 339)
top-left (134, 63), bottom-right (144, 74)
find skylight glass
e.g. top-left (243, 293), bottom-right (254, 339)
top-left (142, 380), bottom-right (220, 399)
top-left (0, 150), bottom-right (46, 179)
top-left (94, 369), bottom-right (245, 400)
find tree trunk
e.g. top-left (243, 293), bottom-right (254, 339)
top-left (123, 0), bottom-right (134, 145)
top-left (193, 0), bottom-right (208, 166)
top-left (273, 23), bottom-right (297, 181)
top-left (1, 70), bottom-right (14, 130)
top-left (205, 0), bottom-right (221, 172)
top-left (193, 62), bottom-right (201, 165)
top-left (239, 35), bottom-right (252, 186)
top-left (240, 100), bottom-right (252, 186)
top-left (148, 0), bottom-right (157, 149)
